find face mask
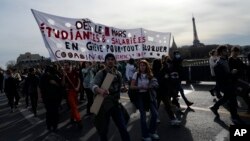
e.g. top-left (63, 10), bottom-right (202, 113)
top-left (175, 54), bottom-right (181, 58)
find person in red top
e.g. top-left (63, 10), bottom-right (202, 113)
top-left (62, 62), bottom-right (82, 129)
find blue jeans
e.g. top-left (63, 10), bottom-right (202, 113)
top-left (136, 92), bottom-right (159, 138)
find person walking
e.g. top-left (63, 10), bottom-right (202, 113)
top-left (62, 62), bottom-right (83, 129)
top-left (81, 61), bottom-right (95, 116)
top-left (4, 69), bottom-right (20, 112)
top-left (208, 49), bottom-right (222, 99)
top-left (91, 53), bottom-right (131, 141)
top-left (158, 56), bottom-right (182, 125)
top-left (79, 62), bottom-right (86, 103)
top-left (172, 50), bottom-right (193, 107)
top-left (24, 68), bottom-right (39, 117)
top-left (0, 70), bottom-right (4, 93)
top-left (40, 66), bottom-right (63, 132)
top-left (152, 58), bottom-right (162, 123)
top-left (228, 46), bottom-right (250, 113)
top-left (126, 58), bottom-right (137, 103)
top-left (130, 60), bottom-right (159, 141)
top-left (210, 45), bottom-right (244, 124)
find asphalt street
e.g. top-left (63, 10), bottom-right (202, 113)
top-left (0, 83), bottom-right (250, 141)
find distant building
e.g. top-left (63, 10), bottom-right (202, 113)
top-left (192, 16), bottom-right (204, 47)
top-left (169, 37), bottom-right (178, 55)
top-left (15, 52), bottom-right (50, 69)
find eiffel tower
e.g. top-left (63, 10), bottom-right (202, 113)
top-left (192, 16), bottom-right (204, 47)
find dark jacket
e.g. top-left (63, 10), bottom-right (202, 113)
top-left (24, 74), bottom-right (39, 95)
top-left (228, 57), bottom-right (246, 80)
top-left (4, 76), bottom-right (18, 95)
top-left (214, 57), bottom-right (234, 92)
top-left (39, 72), bottom-right (62, 102)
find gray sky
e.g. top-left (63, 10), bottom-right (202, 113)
top-left (0, 0), bottom-right (249, 69)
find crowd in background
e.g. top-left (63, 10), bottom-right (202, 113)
top-left (0, 45), bottom-right (250, 141)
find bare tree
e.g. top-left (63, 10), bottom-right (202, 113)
top-left (6, 60), bottom-right (16, 69)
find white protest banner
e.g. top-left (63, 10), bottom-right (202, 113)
top-left (32, 9), bottom-right (171, 61)
top-left (142, 29), bottom-right (171, 58)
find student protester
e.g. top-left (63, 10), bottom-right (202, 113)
top-left (126, 58), bottom-right (137, 103)
top-left (39, 66), bottom-right (63, 132)
top-left (79, 62), bottom-right (86, 103)
top-left (228, 46), bottom-right (250, 113)
top-left (4, 69), bottom-right (20, 112)
top-left (208, 49), bottom-right (222, 99)
top-left (152, 59), bottom-right (162, 108)
top-left (172, 50), bottom-right (193, 107)
top-left (131, 60), bottom-right (159, 141)
top-left (91, 53), bottom-right (131, 141)
top-left (210, 45), bottom-right (244, 124)
top-left (126, 58), bottom-right (136, 83)
top-left (247, 53), bottom-right (250, 83)
top-left (0, 70), bottom-right (4, 93)
top-left (62, 62), bottom-right (83, 129)
top-left (24, 68), bottom-right (40, 117)
top-left (81, 61), bottom-right (95, 116)
top-left (158, 56), bottom-right (182, 125)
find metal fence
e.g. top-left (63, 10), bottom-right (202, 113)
top-left (182, 57), bottom-right (249, 82)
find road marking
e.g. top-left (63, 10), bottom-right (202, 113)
top-left (121, 90), bottom-right (194, 100)
top-left (190, 84), bottom-right (195, 91)
top-left (182, 89), bottom-right (194, 95)
top-left (122, 90), bottom-right (250, 118)
top-left (19, 107), bottom-right (45, 125)
top-left (80, 127), bottom-right (97, 140)
top-left (180, 105), bottom-right (250, 118)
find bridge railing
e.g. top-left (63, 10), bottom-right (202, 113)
top-left (182, 57), bottom-right (249, 82)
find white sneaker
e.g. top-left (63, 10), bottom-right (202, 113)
top-left (170, 119), bottom-right (181, 125)
top-left (142, 137), bottom-right (152, 141)
top-left (149, 133), bottom-right (160, 140)
top-left (156, 118), bottom-right (161, 124)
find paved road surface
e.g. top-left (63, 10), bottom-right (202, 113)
top-left (0, 83), bottom-right (249, 141)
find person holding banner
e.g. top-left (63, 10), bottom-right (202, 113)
top-left (62, 62), bottom-right (83, 129)
top-left (91, 53), bottom-right (131, 141)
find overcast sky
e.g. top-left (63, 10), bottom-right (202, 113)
top-left (0, 0), bottom-right (249, 69)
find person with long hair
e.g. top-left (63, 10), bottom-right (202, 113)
top-left (131, 60), bottom-right (159, 141)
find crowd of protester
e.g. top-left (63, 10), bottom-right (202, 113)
top-left (0, 45), bottom-right (250, 141)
